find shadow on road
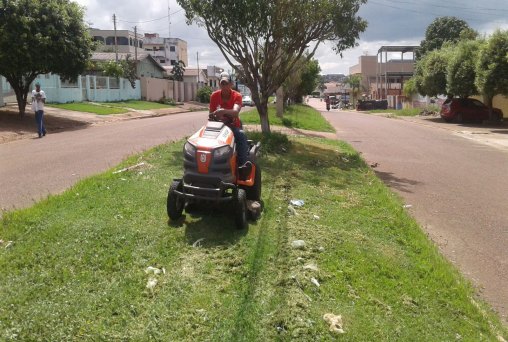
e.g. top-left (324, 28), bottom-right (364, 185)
top-left (374, 169), bottom-right (422, 193)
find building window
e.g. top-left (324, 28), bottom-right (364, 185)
top-left (117, 37), bottom-right (129, 45)
top-left (170, 46), bottom-right (176, 52)
top-left (160, 59), bottom-right (166, 63)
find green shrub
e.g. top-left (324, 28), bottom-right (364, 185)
top-left (197, 86), bottom-right (213, 103)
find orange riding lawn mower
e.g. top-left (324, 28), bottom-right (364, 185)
top-left (166, 115), bottom-right (262, 229)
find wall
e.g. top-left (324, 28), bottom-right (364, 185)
top-left (137, 59), bottom-right (164, 79)
top-left (140, 77), bottom-right (201, 103)
top-left (31, 74), bottom-right (140, 103)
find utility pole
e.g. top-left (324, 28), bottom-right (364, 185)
top-left (134, 26), bottom-right (138, 62)
top-left (113, 14), bottom-right (118, 62)
top-left (196, 52), bottom-right (199, 85)
top-left (167, 0), bottom-right (171, 38)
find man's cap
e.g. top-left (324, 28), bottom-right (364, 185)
top-left (219, 72), bottom-right (230, 84)
top-left (35, 82), bottom-right (40, 86)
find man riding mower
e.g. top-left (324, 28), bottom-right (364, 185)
top-left (166, 74), bottom-right (262, 229)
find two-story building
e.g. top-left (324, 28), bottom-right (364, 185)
top-left (349, 46), bottom-right (418, 103)
top-left (90, 28), bottom-right (144, 55)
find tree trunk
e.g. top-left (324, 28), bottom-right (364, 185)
top-left (257, 100), bottom-right (271, 134)
top-left (14, 85), bottom-right (29, 117)
top-left (276, 87), bottom-right (284, 118)
top-left (484, 95), bottom-right (495, 122)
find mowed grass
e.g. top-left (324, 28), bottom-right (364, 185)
top-left (1, 134), bottom-right (506, 341)
top-left (48, 102), bottom-right (129, 115)
top-left (103, 100), bottom-right (175, 110)
top-left (48, 100), bottom-right (174, 115)
top-left (241, 103), bottom-right (335, 132)
top-left (367, 105), bottom-right (440, 117)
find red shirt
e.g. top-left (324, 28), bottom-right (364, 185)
top-left (209, 89), bottom-right (243, 128)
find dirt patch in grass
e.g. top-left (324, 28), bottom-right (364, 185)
top-left (0, 107), bottom-right (92, 143)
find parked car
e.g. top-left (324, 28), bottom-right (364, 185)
top-left (242, 95), bottom-right (253, 106)
top-left (440, 98), bottom-right (503, 123)
top-left (356, 99), bottom-right (388, 111)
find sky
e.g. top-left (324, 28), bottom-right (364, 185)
top-left (74, 0), bottom-right (508, 76)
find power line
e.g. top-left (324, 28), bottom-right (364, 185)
top-left (384, 0), bottom-right (508, 13)
top-left (116, 8), bottom-right (183, 24)
top-left (367, 0), bottom-right (506, 23)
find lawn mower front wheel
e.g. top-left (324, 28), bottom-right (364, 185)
top-left (167, 180), bottom-right (185, 220)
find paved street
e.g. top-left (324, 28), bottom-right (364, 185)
top-left (309, 98), bottom-right (508, 324)
top-left (0, 110), bottom-right (207, 211)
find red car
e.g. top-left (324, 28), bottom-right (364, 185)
top-left (440, 98), bottom-right (503, 123)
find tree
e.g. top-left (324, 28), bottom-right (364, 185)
top-left (345, 74), bottom-right (362, 107)
top-left (295, 58), bottom-right (321, 102)
top-left (402, 77), bottom-right (418, 99)
top-left (177, 0), bottom-right (367, 134)
top-left (415, 48), bottom-right (451, 97)
top-left (417, 16), bottom-right (474, 60)
top-left (475, 29), bottom-right (508, 120)
top-left (283, 56), bottom-right (321, 104)
top-left (101, 56), bottom-right (138, 89)
top-left (171, 60), bottom-right (186, 81)
top-left (446, 39), bottom-right (483, 98)
top-left (0, 0), bottom-right (93, 116)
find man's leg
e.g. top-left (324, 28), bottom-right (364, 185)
top-left (232, 127), bottom-right (248, 165)
top-left (35, 110), bottom-right (43, 137)
top-left (41, 110), bottom-right (46, 136)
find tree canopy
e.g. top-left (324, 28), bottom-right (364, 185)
top-left (414, 48), bottom-right (451, 97)
top-left (0, 0), bottom-right (93, 116)
top-left (446, 39), bottom-right (482, 98)
top-left (177, 0), bottom-right (367, 133)
top-left (284, 56), bottom-right (321, 103)
top-left (417, 16), bottom-right (474, 59)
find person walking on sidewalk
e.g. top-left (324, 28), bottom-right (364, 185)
top-left (31, 82), bottom-right (47, 138)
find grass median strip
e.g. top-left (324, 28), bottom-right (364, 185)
top-left (0, 134), bottom-right (506, 340)
top-left (241, 103), bottom-right (335, 132)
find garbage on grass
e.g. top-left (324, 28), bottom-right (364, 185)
top-left (145, 266), bottom-right (162, 275)
top-left (303, 264), bottom-right (319, 272)
top-left (146, 277), bottom-right (158, 292)
top-left (192, 238), bottom-right (205, 248)
top-left (323, 313), bottom-right (345, 334)
top-left (310, 277), bottom-right (320, 287)
top-left (403, 204), bottom-right (413, 208)
top-left (313, 215), bottom-right (320, 220)
top-left (113, 162), bottom-right (146, 174)
top-left (290, 199), bottom-right (305, 207)
top-left (291, 240), bottom-right (306, 249)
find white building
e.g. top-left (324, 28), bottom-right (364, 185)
top-left (143, 33), bottom-right (188, 67)
top-left (90, 28), bottom-right (144, 54)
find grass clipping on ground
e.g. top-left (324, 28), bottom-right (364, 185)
top-left (0, 134), bottom-right (506, 341)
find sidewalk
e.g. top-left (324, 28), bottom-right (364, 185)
top-left (0, 101), bottom-right (208, 144)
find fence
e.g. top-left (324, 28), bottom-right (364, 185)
top-left (140, 77), bottom-right (202, 102)
top-left (0, 74), bottom-right (140, 105)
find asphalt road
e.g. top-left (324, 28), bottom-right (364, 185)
top-left (315, 102), bottom-right (508, 325)
top-left (0, 111), bottom-right (207, 212)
